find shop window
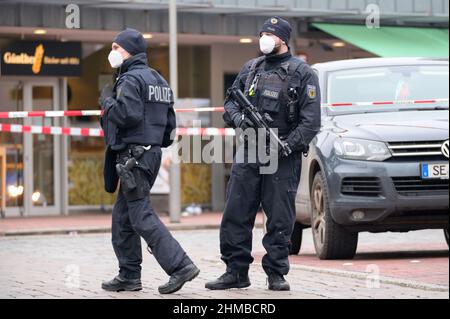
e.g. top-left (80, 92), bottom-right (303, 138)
top-left (0, 82), bottom-right (24, 208)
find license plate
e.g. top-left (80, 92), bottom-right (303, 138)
top-left (421, 163), bottom-right (449, 180)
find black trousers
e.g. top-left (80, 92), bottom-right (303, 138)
top-left (111, 147), bottom-right (192, 280)
top-left (220, 146), bottom-right (302, 276)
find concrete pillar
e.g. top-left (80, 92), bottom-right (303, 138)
top-left (210, 44), bottom-right (226, 212)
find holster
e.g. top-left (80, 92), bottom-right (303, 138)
top-left (116, 158), bottom-right (138, 192)
top-left (116, 145), bottom-right (150, 202)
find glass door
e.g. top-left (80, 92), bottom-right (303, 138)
top-left (0, 80), bottom-right (25, 217)
top-left (0, 79), bottom-right (62, 217)
top-left (23, 80), bottom-right (61, 216)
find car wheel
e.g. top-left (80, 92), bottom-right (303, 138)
top-left (311, 171), bottom-right (359, 260)
top-left (445, 229), bottom-right (449, 247)
top-left (289, 222), bottom-right (303, 255)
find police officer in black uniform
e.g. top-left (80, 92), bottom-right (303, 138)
top-left (99, 29), bottom-right (199, 294)
top-left (206, 17), bottom-right (321, 291)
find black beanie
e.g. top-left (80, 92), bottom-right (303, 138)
top-left (113, 28), bottom-right (147, 56)
top-left (260, 16), bottom-right (292, 45)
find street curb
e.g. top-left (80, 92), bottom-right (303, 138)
top-left (0, 227), bottom-right (112, 237)
top-left (201, 257), bottom-right (449, 293)
top-left (0, 223), bottom-right (264, 237)
top-left (288, 264), bottom-right (450, 293)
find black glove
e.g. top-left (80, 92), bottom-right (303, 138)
top-left (98, 85), bottom-right (114, 109)
top-left (233, 113), bottom-right (255, 131)
top-left (266, 140), bottom-right (292, 158)
top-left (279, 141), bottom-right (293, 158)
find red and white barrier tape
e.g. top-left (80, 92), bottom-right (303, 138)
top-left (0, 123), bottom-right (236, 137)
top-left (176, 128), bottom-right (235, 137)
top-left (1, 99), bottom-right (447, 137)
top-left (0, 107), bottom-right (226, 119)
top-left (1, 99), bottom-right (448, 119)
top-left (175, 107), bottom-right (225, 113)
top-left (0, 110), bottom-right (103, 119)
top-left (323, 98), bottom-right (449, 108)
top-left (0, 123), bottom-right (104, 137)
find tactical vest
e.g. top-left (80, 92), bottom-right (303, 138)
top-left (115, 66), bottom-right (174, 147)
top-left (245, 56), bottom-right (303, 136)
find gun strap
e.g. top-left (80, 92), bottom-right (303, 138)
top-left (244, 56), bottom-right (266, 96)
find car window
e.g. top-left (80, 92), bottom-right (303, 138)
top-left (327, 65), bottom-right (449, 114)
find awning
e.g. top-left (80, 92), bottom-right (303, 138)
top-left (312, 23), bottom-right (449, 59)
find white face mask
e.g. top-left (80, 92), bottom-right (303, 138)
top-left (259, 35), bottom-right (276, 55)
top-left (108, 50), bottom-right (124, 69)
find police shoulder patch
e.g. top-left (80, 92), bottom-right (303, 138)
top-left (307, 85), bottom-right (317, 100)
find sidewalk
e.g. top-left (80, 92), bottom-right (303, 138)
top-left (0, 212), bottom-right (264, 237)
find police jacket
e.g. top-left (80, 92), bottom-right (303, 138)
top-left (224, 52), bottom-right (321, 153)
top-left (101, 52), bottom-right (176, 149)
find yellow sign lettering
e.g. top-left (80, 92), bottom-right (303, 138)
top-left (32, 44), bottom-right (45, 74)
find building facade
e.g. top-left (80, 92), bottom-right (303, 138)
top-left (0, 0), bottom-right (448, 217)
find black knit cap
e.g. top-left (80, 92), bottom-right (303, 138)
top-left (260, 16), bottom-right (292, 45)
top-left (113, 28), bottom-right (147, 56)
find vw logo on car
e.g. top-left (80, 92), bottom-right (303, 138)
top-left (442, 140), bottom-right (450, 159)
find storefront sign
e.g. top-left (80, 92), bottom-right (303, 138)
top-left (1, 41), bottom-right (81, 76)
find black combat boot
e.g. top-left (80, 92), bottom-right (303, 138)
top-left (101, 276), bottom-right (142, 292)
top-left (205, 272), bottom-right (251, 290)
top-left (158, 263), bottom-right (200, 295)
top-left (268, 274), bottom-right (290, 291)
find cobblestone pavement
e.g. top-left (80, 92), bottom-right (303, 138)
top-left (265, 228), bottom-right (449, 287)
top-left (0, 229), bottom-right (448, 299)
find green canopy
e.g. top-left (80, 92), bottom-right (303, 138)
top-left (312, 23), bottom-right (449, 59)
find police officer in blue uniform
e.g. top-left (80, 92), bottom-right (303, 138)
top-left (99, 29), bottom-right (199, 294)
top-left (206, 17), bottom-right (321, 291)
